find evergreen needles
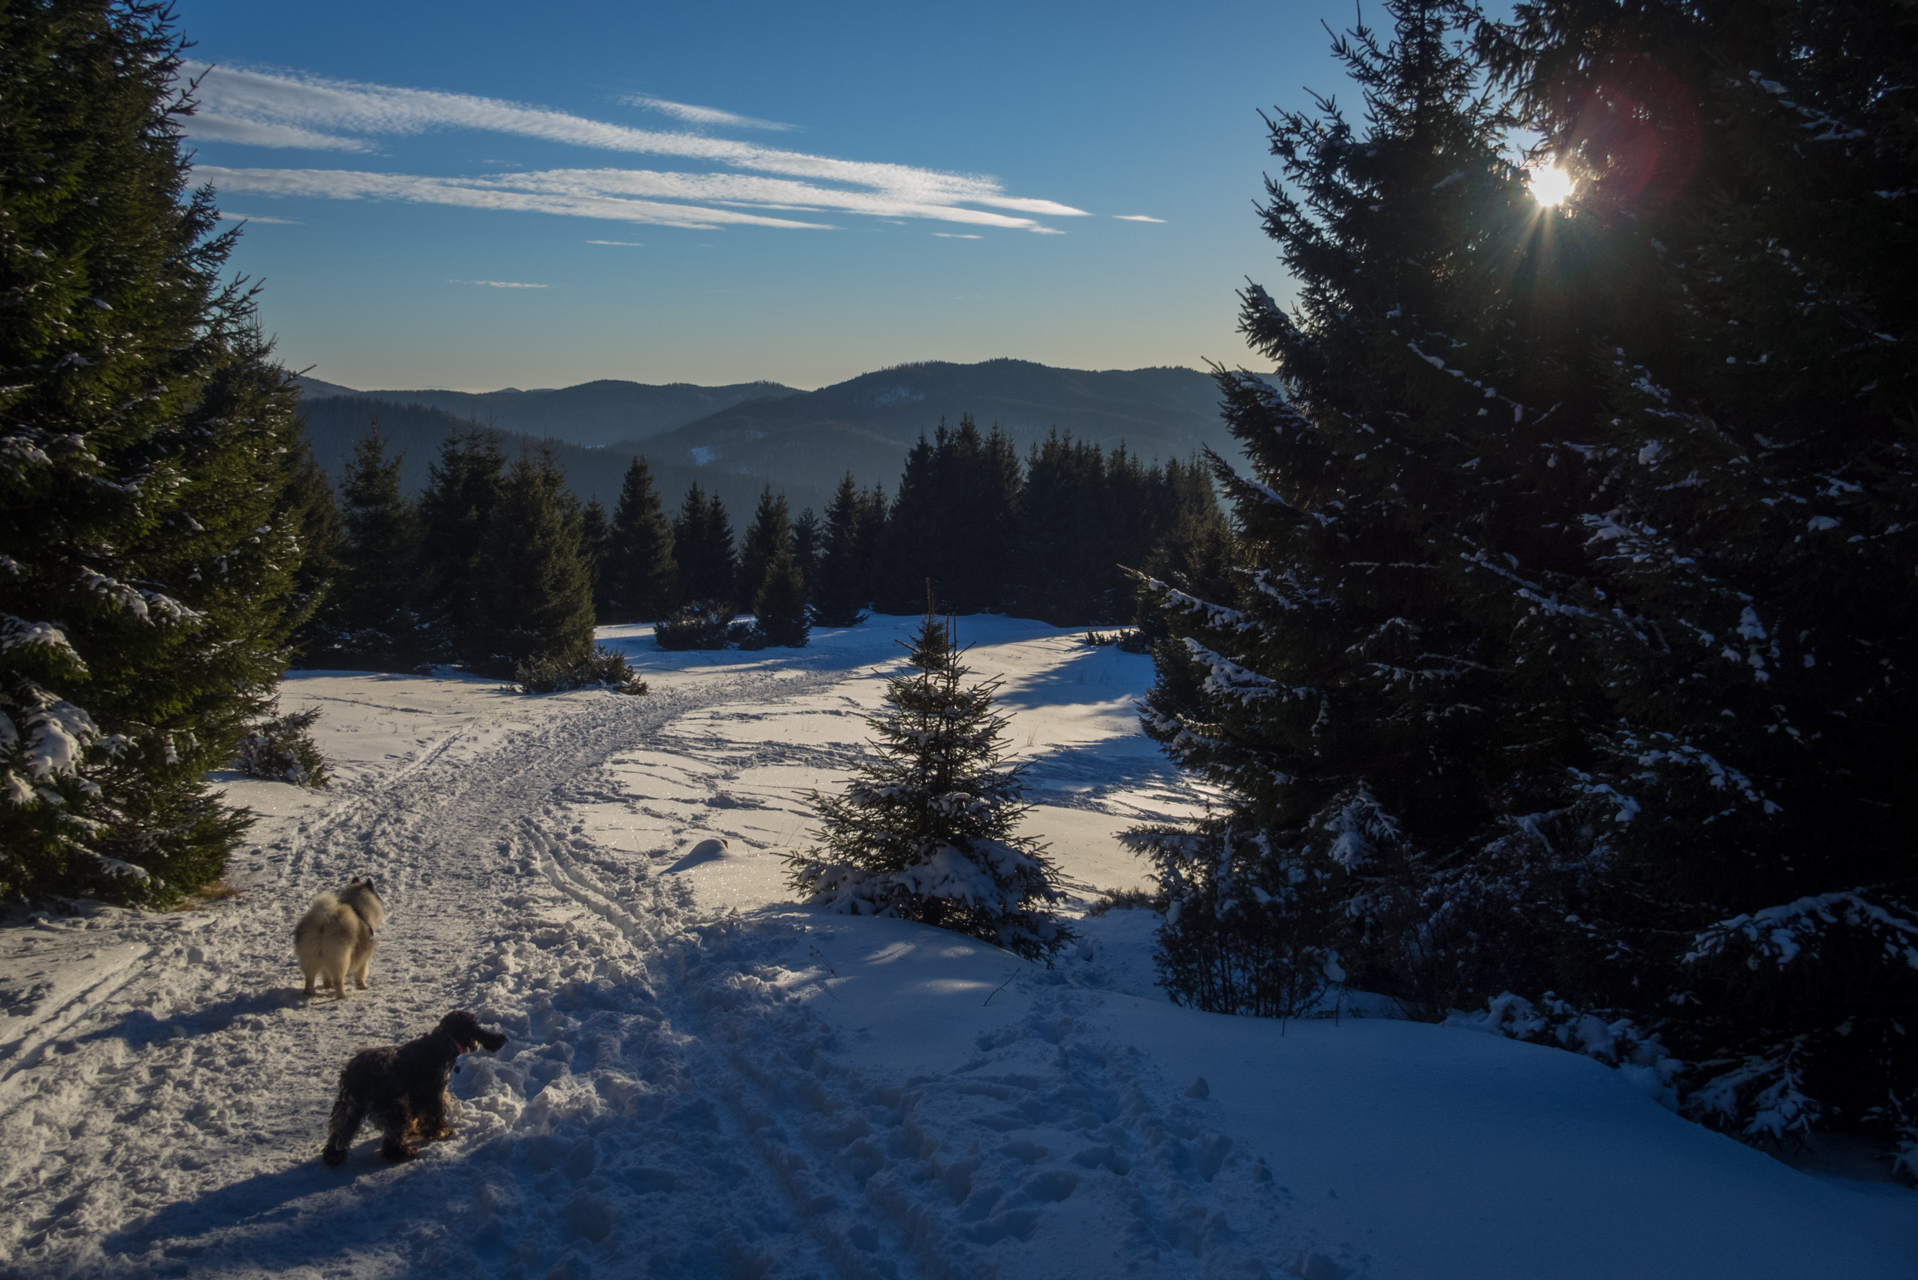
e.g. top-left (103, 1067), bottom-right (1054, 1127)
top-left (1, 1), bottom-right (326, 905)
top-left (789, 602), bottom-right (1069, 961)
top-left (1130, 0), bottom-right (1917, 1169)
top-left (602, 457), bottom-right (676, 623)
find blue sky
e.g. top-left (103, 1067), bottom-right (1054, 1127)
top-left (177, 0), bottom-right (1358, 391)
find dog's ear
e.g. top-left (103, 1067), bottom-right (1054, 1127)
top-left (439, 1009), bottom-right (507, 1053)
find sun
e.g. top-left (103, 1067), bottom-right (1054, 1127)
top-left (1528, 164), bottom-right (1575, 208)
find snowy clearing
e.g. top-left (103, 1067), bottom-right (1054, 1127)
top-left (0, 615), bottom-right (1910, 1279)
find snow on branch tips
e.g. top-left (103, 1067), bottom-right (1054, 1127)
top-left (1153, 584), bottom-right (1248, 631)
top-left (1182, 638), bottom-right (1312, 707)
top-left (1452, 992), bottom-right (1681, 1111)
top-left (1, 691), bottom-right (103, 806)
top-left (1684, 892), bottom-right (1918, 972)
top-left (1314, 786), bottom-right (1398, 870)
top-left (1, 615), bottom-right (86, 673)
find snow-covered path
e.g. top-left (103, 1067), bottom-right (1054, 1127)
top-left (0, 618), bottom-right (1911, 1279)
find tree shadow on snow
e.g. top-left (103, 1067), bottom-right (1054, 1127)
top-left (990, 644), bottom-right (1153, 711)
top-left (1014, 738), bottom-right (1188, 804)
top-left (74, 988), bottom-right (304, 1050)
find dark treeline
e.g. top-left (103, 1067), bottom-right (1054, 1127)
top-left (845, 415), bottom-right (1230, 625)
top-left (307, 409), bottom-right (1229, 668)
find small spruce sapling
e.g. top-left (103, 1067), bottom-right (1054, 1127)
top-left (788, 597), bottom-right (1068, 960)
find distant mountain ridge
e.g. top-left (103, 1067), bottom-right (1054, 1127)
top-left (295, 394), bottom-right (785, 531)
top-left (295, 357), bottom-right (1238, 518)
top-left (637, 359), bottom-right (1230, 500)
top-left (293, 375), bottom-right (799, 448)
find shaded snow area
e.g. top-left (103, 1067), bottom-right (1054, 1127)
top-left (0, 616), bottom-right (1911, 1278)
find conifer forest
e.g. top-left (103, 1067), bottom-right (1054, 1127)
top-left (0, 0), bottom-right (1913, 1273)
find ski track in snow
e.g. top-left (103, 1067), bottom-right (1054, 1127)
top-left (0, 654), bottom-right (1287, 1279)
top-left (2, 621), bottom-right (1909, 1280)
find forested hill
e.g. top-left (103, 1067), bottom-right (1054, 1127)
top-left (293, 375), bottom-right (799, 447)
top-left (296, 394), bottom-right (788, 522)
top-left (640, 359), bottom-right (1230, 501)
top-left (297, 358), bottom-right (1239, 516)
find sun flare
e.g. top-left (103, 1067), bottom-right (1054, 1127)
top-left (1528, 164), bottom-right (1575, 208)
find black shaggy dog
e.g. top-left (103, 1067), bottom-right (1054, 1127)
top-left (321, 1010), bottom-right (508, 1166)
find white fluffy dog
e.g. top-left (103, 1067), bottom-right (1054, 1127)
top-left (294, 878), bottom-right (385, 998)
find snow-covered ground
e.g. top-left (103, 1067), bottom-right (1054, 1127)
top-left (0, 615), bottom-right (1910, 1279)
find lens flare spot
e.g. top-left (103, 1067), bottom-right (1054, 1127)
top-left (1528, 165), bottom-right (1575, 207)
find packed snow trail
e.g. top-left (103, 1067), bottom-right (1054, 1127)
top-left (0, 669), bottom-right (868, 1277)
top-left (0, 638), bottom-right (1282, 1279)
top-left (0, 618), bottom-right (1910, 1279)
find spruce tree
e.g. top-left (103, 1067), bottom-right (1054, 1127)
top-left (285, 437), bottom-right (343, 665)
top-left (671, 481), bottom-right (735, 607)
top-left (1131, 0), bottom-right (1601, 1023)
top-left (416, 426), bottom-right (505, 663)
top-left (877, 416), bottom-right (1021, 614)
top-left (791, 507), bottom-right (821, 602)
top-left (736, 485), bottom-right (792, 614)
top-left (1135, 0), bottom-right (1918, 1166)
top-left (1144, 458), bottom-right (1234, 599)
top-left (812, 473), bottom-right (869, 627)
top-left (579, 496), bottom-right (611, 620)
top-left (1, 0), bottom-right (321, 904)
top-left (603, 455), bottom-right (676, 622)
top-left (468, 450), bottom-right (596, 677)
top-left (855, 483), bottom-right (889, 608)
top-left (326, 422), bottom-right (422, 668)
top-left (705, 488), bottom-right (736, 604)
top-left (752, 547), bottom-right (810, 648)
top-left (788, 599), bottom-right (1067, 959)
top-left (1473, 0), bottom-right (1918, 1160)
top-left (1018, 431), bottom-right (1111, 624)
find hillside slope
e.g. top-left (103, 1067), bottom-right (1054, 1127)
top-left (641, 360), bottom-right (1231, 496)
top-left (294, 376), bottom-right (799, 448)
top-left (296, 358), bottom-right (1243, 516)
top-left (296, 395), bottom-right (831, 520)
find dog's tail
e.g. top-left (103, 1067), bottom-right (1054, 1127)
top-left (294, 893), bottom-right (340, 947)
top-left (320, 1084), bottom-right (368, 1167)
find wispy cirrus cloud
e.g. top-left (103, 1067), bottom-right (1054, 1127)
top-left (196, 167), bottom-right (829, 230)
top-left (183, 65), bottom-right (1086, 234)
top-left (1113, 214), bottom-right (1165, 222)
top-left (215, 211), bottom-right (301, 223)
top-left (622, 94), bottom-right (795, 132)
top-left (457, 280), bottom-right (548, 289)
top-left (190, 114), bottom-right (373, 151)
